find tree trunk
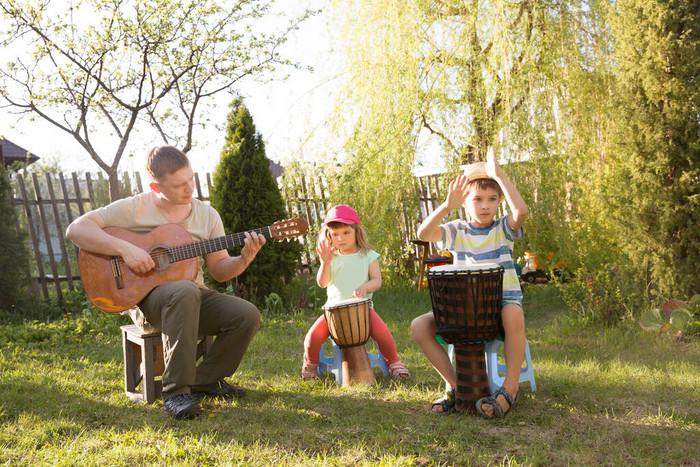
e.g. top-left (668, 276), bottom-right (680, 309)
top-left (107, 169), bottom-right (121, 202)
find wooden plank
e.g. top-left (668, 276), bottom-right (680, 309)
top-left (85, 172), bottom-right (96, 209)
top-left (59, 173), bottom-right (81, 261)
top-left (194, 172), bottom-right (203, 200)
top-left (71, 172), bottom-right (87, 217)
top-left (318, 175), bottom-right (328, 213)
top-left (32, 173), bottom-right (63, 301)
top-left (45, 173), bottom-right (75, 291)
top-left (300, 175), bottom-right (313, 226)
top-left (135, 171), bottom-right (143, 193)
top-left (15, 174), bottom-right (48, 298)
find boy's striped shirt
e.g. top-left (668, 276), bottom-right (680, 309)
top-left (439, 216), bottom-right (523, 304)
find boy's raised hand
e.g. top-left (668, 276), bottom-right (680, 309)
top-left (446, 174), bottom-right (469, 210)
top-left (316, 238), bottom-right (335, 264)
top-left (485, 146), bottom-right (502, 179)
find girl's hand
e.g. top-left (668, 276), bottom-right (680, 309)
top-left (316, 238), bottom-right (335, 264)
top-left (352, 285), bottom-right (368, 298)
top-left (485, 146), bottom-right (502, 179)
top-left (446, 174), bottom-right (469, 210)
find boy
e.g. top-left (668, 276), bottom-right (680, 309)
top-left (411, 146), bottom-right (528, 418)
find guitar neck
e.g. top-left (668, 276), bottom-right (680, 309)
top-left (167, 226), bottom-right (272, 263)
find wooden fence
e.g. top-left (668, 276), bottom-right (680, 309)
top-left (8, 169), bottom-right (453, 301)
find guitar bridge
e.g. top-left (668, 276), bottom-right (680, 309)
top-left (111, 256), bottom-right (124, 289)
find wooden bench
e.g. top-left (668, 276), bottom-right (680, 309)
top-left (121, 324), bottom-right (213, 403)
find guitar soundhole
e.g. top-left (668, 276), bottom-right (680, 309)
top-left (150, 247), bottom-right (171, 271)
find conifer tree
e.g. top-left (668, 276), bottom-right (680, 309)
top-left (609, 0), bottom-right (700, 298)
top-left (0, 165), bottom-right (29, 310)
top-left (210, 98), bottom-right (302, 298)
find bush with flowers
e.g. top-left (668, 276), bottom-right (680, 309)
top-left (553, 267), bottom-right (633, 325)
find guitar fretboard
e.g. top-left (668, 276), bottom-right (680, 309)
top-left (167, 226), bottom-right (273, 262)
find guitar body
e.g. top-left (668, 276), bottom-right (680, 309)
top-left (78, 217), bottom-right (308, 313)
top-left (79, 224), bottom-right (198, 313)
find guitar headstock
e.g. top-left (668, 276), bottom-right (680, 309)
top-left (271, 218), bottom-right (309, 240)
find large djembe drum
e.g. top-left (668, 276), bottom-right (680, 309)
top-left (426, 264), bottom-right (504, 413)
top-left (323, 297), bottom-right (375, 386)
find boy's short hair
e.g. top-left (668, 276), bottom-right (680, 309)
top-left (468, 178), bottom-right (504, 200)
top-left (145, 145), bottom-right (190, 181)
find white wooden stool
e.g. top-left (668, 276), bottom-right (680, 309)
top-left (121, 324), bottom-right (213, 403)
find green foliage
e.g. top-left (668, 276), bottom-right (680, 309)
top-left (279, 160), bottom-right (338, 262)
top-left (554, 267), bottom-right (633, 325)
top-left (209, 98), bottom-right (303, 297)
top-left (330, 1), bottom-right (620, 286)
top-left (333, 147), bottom-right (419, 285)
top-left (503, 1), bottom-right (618, 279)
top-left (0, 165), bottom-right (30, 311)
top-left (639, 294), bottom-right (700, 338)
top-left (608, 0), bottom-right (700, 299)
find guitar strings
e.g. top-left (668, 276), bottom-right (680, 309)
top-left (111, 226), bottom-right (275, 268)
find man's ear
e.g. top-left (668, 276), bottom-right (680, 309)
top-left (149, 182), bottom-right (161, 194)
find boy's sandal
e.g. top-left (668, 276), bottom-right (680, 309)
top-left (301, 357), bottom-right (319, 379)
top-left (475, 386), bottom-right (517, 419)
top-left (389, 362), bottom-right (410, 381)
top-left (431, 388), bottom-right (456, 415)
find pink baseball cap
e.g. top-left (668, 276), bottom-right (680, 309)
top-left (323, 205), bottom-right (360, 225)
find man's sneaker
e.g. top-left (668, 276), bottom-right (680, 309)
top-left (191, 380), bottom-right (247, 400)
top-left (163, 393), bottom-right (201, 419)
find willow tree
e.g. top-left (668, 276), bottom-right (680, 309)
top-left (0, 0), bottom-right (311, 201)
top-left (330, 0), bottom-right (612, 278)
top-left (502, 2), bottom-right (619, 272)
top-left (608, 0), bottom-right (700, 299)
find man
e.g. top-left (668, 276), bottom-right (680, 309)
top-left (66, 145), bottom-right (265, 419)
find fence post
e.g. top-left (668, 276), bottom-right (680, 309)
top-left (45, 173), bottom-right (75, 292)
top-left (15, 174), bottom-right (48, 299)
top-left (31, 173), bottom-right (63, 301)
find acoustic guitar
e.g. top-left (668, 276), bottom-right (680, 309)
top-left (79, 218), bottom-right (308, 313)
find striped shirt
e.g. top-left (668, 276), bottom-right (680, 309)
top-left (439, 216), bottom-right (523, 304)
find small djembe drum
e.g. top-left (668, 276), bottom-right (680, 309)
top-left (426, 264), bottom-right (504, 413)
top-left (323, 297), bottom-right (374, 386)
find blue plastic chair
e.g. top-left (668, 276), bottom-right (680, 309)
top-left (447, 338), bottom-right (536, 393)
top-left (318, 340), bottom-right (390, 385)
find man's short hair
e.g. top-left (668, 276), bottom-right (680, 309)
top-left (145, 145), bottom-right (190, 181)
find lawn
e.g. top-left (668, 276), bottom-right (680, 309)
top-left (0, 284), bottom-right (698, 466)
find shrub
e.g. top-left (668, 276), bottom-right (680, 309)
top-left (209, 98), bottom-right (303, 297)
top-left (0, 165), bottom-right (30, 311)
top-left (554, 267), bottom-right (633, 325)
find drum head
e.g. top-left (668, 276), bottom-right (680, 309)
top-left (323, 297), bottom-right (371, 309)
top-left (429, 263), bottom-right (500, 274)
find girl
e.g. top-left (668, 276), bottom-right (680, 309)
top-left (302, 205), bottom-right (410, 381)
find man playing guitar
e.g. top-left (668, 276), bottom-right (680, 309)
top-left (66, 145), bottom-right (266, 420)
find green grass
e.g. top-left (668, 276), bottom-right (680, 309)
top-left (0, 284), bottom-right (698, 466)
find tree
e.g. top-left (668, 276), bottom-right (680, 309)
top-left (0, 0), bottom-right (312, 201)
top-left (329, 0), bottom-right (609, 280)
top-left (209, 98), bottom-right (302, 298)
top-left (609, 0), bottom-right (700, 298)
top-left (0, 163), bottom-right (30, 310)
